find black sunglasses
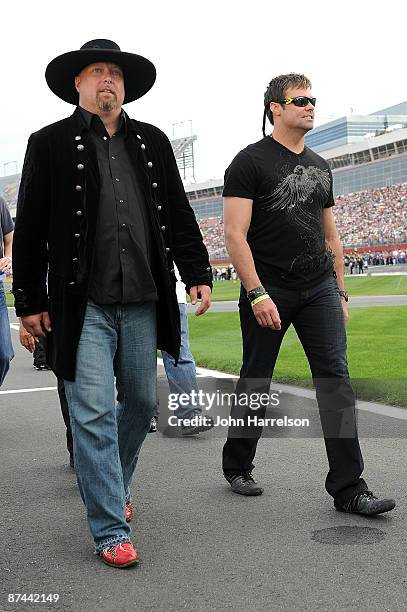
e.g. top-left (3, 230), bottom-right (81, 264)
top-left (275, 96), bottom-right (316, 107)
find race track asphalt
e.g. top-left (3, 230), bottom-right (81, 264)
top-left (205, 294), bottom-right (407, 313)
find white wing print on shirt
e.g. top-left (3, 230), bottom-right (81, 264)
top-left (259, 165), bottom-right (331, 234)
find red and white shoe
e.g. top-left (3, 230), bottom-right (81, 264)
top-left (101, 542), bottom-right (140, 568)
top-left (125, 500), bottom-right (133, 523)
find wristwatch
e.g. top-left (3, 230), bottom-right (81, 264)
top-left (247, 285), bottom-right (267, 302)
top-left (338, 290), bottom-right (349, 302)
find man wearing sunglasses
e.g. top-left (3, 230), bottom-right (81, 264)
top-left (221, 73), bottom-right (395, 516)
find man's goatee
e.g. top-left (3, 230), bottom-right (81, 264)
top-left (96, 94), bottom-right (117, 113)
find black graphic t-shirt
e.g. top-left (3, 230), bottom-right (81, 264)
top-left (223, 136), bottom-right (335, 289)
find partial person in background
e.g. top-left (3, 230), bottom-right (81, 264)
top-left (18, 321), bottom-right (74, 468)
top-left (32, 335), bottom-right (51, 371)
top-left (151, 264), bottom-right (214, 436)
top-left (0, 195), bottom-right (14, 386)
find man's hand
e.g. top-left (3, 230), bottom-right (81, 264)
top-left (252, 297), bottom-right (281, 329)
top-left (0, 256), bottom-right (12, 274)
top-left (340, 298), bottom-right (349, 326)
top-left (189, 285), bottom-right (211, 316)
top-left (21, 311), bottom-right (52, 337)
top-left (19, 321), bottom-right (36, 353)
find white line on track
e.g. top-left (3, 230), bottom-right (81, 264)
top-left (0, 386), bottom-right (57, 395)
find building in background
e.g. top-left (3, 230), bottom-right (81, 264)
top-left (303, 101), bottom-right (407, 195)
top-left (171, 121), bottom-right (197, 183)
top-left (320, 127), bottom-right (407, 196)
top-left (172, 135), bottom-right (197, 183)
top-left (304, 102), bottom-right (407, 152)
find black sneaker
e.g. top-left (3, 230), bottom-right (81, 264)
top-left (224, 471), bottom-right (264, 496)
top-left (33, 364), bottom-right (51, 371)
top-left (149, 416), bottom-right (158, 433)
top-left (336, 491), bottom-right (395, 516)
top-left (181, 416), bottom-right (215, 436)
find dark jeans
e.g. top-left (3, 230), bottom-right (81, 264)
top-left (34, 336), bottom-right (73, 457)
top-left (57, 377), bottom-right (73, 457)
top-left (222, 276), bottom-right (368, 506)
top-left (33, 336), bottom-right (47, 368)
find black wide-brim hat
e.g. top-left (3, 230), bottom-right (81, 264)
top-left (45, 39), bottom-right (156, 105)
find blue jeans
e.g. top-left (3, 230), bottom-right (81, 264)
top-left (222, 276), bottom-right (367, 506)
top-left (0, 281), bottom-right (14, 386)
top-left (161, 303), bottom-right (201, 419)
top-left (63, 301), bottom-right (157, 554)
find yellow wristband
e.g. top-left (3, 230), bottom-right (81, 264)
top-left (251, 294), bottom-right (270, 306)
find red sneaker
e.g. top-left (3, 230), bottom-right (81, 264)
top-left (101, 542), bottom-right (140, 568)
top-left (125, 500), bottom-right (133, 523)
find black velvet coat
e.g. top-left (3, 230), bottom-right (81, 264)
top-left (13, 108), bottom-right (212, 381)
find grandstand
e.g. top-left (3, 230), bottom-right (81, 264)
top-left (335, 184), bottom-right (406, 248)
top-left (304, 102), bottom-right (407, 153)
top-left (2, 116), bottom-right (406, 265)
top-left (0, 173), bottom-right (20, 217)
top-left (171, 135), bottom-right (197, 182)
top-left (187, 179), bottom-right (407, 263)
top-left (320, 127), bottom-right (407, 196)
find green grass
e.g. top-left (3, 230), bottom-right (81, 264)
top-left (7, 280), bottom-right (405, 404)
top-left (188, 306), bottom-right (407, 407)
top-left (340, 274), bottom-right (407, 296)
top-left (5, 290), bottom-right (14, 307)
top-left (6, 274), bottom-right (407, 308)
top-left (210, 275), bottom-right (407, 302)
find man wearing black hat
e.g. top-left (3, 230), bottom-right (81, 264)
top-left (13, 40), bottom-right (212, 568)
top-left (221, 73), bottom-right (395, 517)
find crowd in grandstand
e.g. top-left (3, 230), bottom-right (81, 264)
top-left (198, 216), bottom-right (228, 260)
top-left (197, 183), bottom-right (407, 261)
top-left (334, 183), bottom-right (407, 248)
top-left (1, 179), bottom-right (406, 265)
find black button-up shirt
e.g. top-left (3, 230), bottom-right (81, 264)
top-left (79, 107), bottom-right (157, 304)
